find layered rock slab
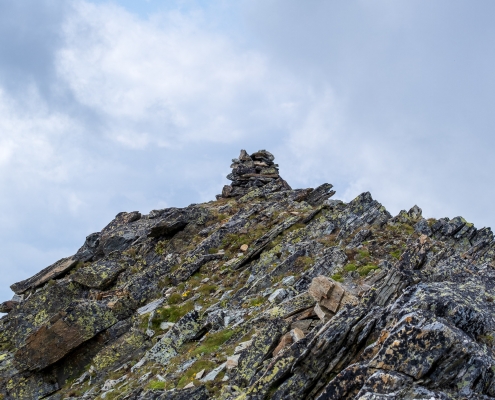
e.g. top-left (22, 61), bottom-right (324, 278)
top-left (10, 257), bottom-right (78, 295)
top-left (14, 301), bottom-right (117, 371)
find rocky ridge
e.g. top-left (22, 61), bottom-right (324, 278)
top-left (0, 150), bottom-right (495, 399)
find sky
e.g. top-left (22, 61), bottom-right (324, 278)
top-left (1, 0), bottom-right (495, 300)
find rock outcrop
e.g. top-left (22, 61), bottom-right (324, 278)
top-left (1, 149), bottom-right (495, 399)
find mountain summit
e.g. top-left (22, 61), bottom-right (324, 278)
top-left (1, 150), bottom-right (495, 399)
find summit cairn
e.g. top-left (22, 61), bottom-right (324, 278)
top-left (219, 149), bottom-right (291, 199)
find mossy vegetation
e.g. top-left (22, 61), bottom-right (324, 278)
top-left (356, 249), bottom-right (370, 261)
top-left (479, 334), bottom-right (494, 346)
top-left (147, 380), bottom-right (167, 390)
top-left (357, 264), bottom-right (380, 276)
top-left (191, 329), bottom-right (236, 356)
top-left (155, 240), bottom-right (169, 255)
top-left (167, 293), bottom-right (182, 305)
top-left (123, 247), bottom-right (137, 258)
top-left (390, 249), bottom-right (402, 259)
top-left (150, 301), bottom-right (195, 327)
top-left (294, 256), bottom-right (314, 271)
top-left (248, 296), bottom-right (266, 307)
top-left (317, 232), bottom-right (338, 246)
top-left (198, 284), bottom-right (217, 296)
top-left (285, 222), bottom-right (306, 234)
top-left (344, 263), bottom-right (357, 272)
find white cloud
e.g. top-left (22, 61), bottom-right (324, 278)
top-left (56, 1), bottom-right (276, 147)
top-left (0, 88), bottom-right (77, 185)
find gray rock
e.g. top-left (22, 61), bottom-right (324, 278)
top-left (137, 298), bottom-right (165, 315)
top-left (201, 362), bottom-right (226, 382)
top-left (10, 257), bottom-right (78, 294)
top-left (268, 288), bottom-right (288, 304)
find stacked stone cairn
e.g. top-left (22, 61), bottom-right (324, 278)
top-left (219, 149), bottom-right (291, 199)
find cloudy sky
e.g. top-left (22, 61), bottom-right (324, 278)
top-left (1, 0), bottom-right (495, 300)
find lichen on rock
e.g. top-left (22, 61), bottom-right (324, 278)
top-left (1, 149), bottom-right (495, 399)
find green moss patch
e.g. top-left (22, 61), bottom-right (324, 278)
top-left (344, 263), bottom-right (357, 272)
top-left (147, 380), bottom-right (167, 390)
top-left (248, 296), bottom-right (266, 307)
top-left (152, 301), bottom-right (195, 326)
top-left (358, 264), bottom-right (380, 276)
top-left (198, 284), bottom-right (217, 296)
top-left (191, 329), bottom-right (236, 356)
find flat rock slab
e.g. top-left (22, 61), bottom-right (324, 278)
top-left (201, 362), bottom-right (227, 382)
top-left (14, 301), bottom-right (117, 371)
top-left (148, 217), bottom-right (188, 238)
top-left (71, 259), bottom-right (124, 289)
top-left (11, 257), bottom-right (78, 294)
top-left (137, 298), bottom-right (165, 315)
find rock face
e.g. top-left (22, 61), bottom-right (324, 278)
top-left (1, 149), bottom-right (495, 399)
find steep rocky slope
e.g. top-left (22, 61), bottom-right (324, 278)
top-left (1, 150), bottom-right (495, 400)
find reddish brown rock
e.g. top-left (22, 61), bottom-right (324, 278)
top-left (14, 301), bottom-right (117, 371)
top-left (272, 332), bottom-right (293, 357)
top-left (308, 275), bottom-right (335, 302)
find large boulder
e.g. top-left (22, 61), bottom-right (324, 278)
top-left (14, 301), bottom-right (117, 371)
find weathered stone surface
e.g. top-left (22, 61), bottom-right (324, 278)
top-left (75, 232), bottom-right (101, 262)
top-left (346, 228), bottom-right (372, 249)
top-left (148, 217), bottom-right (188, 238)
top-left (144, 310), bottom-right (203, 366)
top-left (137, 298), bottom-right (166, 315)
top-left (128, 385), bottom-right (209, 400)
top-left (14, 301), bottom-right (117, 371)
top-left (0, 300), bottom-right (18, 313)
top-left (308, 275), bottom-right (335, 302)
top-left (231, 216), bottom-right (300, 270)
top-left (5, 150), bottom-right (495, 399)
top-left (171, 253), bottom-right (223, 283)
top-left (236, 318), bottom-right (289, 386)
top-left (268, 288), bottom-right (288, 303)
top-left (71, 258), bottom-right (124, 289)
top-left (290, 327), bottom-right (305, 342)
top-left (305, 183), bottom-right (336, 206)
top-left (272, 332), bottom-right (292, 356)
top-left (10, 257), bottom-right (78, 294)
top-left (201, 362), bottom-right (226, 382)
top-left (314, 302), bottom-right (333, 321)
top-left (294, 247), bottom-right (348, 292)
top-left (368, 320), bottom-right (455, 379)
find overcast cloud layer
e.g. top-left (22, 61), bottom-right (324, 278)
top-left (1, 0), bottom-right (495, 300)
